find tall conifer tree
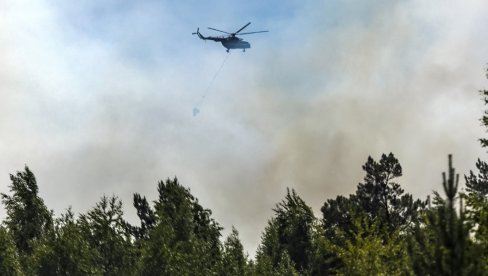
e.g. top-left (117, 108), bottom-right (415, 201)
top-left (1, 166), bottom-right (52, 254)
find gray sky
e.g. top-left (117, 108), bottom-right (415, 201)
top-left (1, 0), bottom-right (488, 255)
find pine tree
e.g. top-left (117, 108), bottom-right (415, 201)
top-left (1, 166), bottom-right (52, 254)
top-left (356, 153), bottom-right (423, 232)
top-left (331, 214), bottom-right (412, 275)
top-left (0, 226), bottom-right (23, 276)
top-left (321, 194), bottom-right (359, 242)
top-left (255, 218), bottom-right (281, 270)
top-left (131, 193), bottom-right (156, 240)
top-left (323, 154), bottom-right (423, 240)
top-left (255, 189), bottom-right (314, 274)
top-left (465, 161), bottom-right (488, 270)
top-left (409, 155), bottom-right (483, 275)
top-left (274, 188), bottom-right (314, 272)
top-left (138, 177), bottom-right (223, 275)
top-left (221, 227), bottom-right (248, 276)
top-left (465, 159), bottom-right (488, 198)
top-left (253, 250), bottom-right (299, 276)
top-left (155, 178), bottom-right (195, 242)
top-left (478, 68), bottom-right (488, 148)
top-left (28, 208), bottom-right (101, 275)
top-left (463, 67), bottom-right (488, 270)
top-left (78, 195), bottom-right (135, 276)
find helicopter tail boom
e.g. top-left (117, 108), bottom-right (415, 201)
top-left (192, 28), bottom-right (224, 42)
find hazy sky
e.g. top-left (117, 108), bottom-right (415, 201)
top-left (1, 0), bottom-right (488, 255)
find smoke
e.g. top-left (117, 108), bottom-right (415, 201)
top-left (1, 0), bottom-right (488, 255)
top-left (224, 0), bottom-right (488, 252)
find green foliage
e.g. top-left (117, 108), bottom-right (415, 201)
top-left (321, 195), bottom-right (358, 240)
top-left (137, 220), bottom-right (174, 275)
top-left (321, 154), bottom-right (424, 273)
top-left (221, 227), bottom-right (248, 276)
top-left (27, 208), bottom-right (101, 275)
top-left (274, 252), bottom-right (300, 276)
top-left (130, 193), bottom-right (156, 240)
top-left (356, 153), bottom-right (423, 232)
top-left (479, 69), bottom-right (488, 148)
top-left (465, 159), bottom-right (488, 226)
top-left (468, 200), bottom-right (488, 271)
top-left (463, 67), bottom-right (488, 272)
top-left (255, 218), bottom-right (281, 268)
top-left (322, 154), bottom-right (423, 244)
top-left (465, 159), bottom-right (488, 271)
top-left (256, 189), bottom-right (314, 274)
top-left (155, 178), bottom-right (195, 242)
top-left (78, 195), bottom-right (136, 276)
top-left (253, 250), bottom-right (299, 276)
top-left (0, 226), bottom-right (23, 276)
top-left (308, 222), bottom-right (338, 275)
top-left (137, 177), bottom-right (223, 275)
top-left (331, 215), bottom-right (412, 276)
top-left (274, 188), bottom-right (314, 272)
top-left (409, 155), bottom-right (483, 275)
top-left (466, 159), bottom-right (488, 198)
top-left (1, 166), bottom-right (52, 254)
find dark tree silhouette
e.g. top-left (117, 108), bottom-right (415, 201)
top-left (1, 166), bottom-right (52, 254)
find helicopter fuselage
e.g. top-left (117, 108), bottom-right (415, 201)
top-left (197, 35), bottom-right (250, 51)
top-left (221, 36), bottom-right (250, 51)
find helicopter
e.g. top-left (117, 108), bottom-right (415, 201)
top-left (192, 22), bottom-right (268, 52)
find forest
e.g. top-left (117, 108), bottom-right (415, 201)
top-left (1, 72), bottom-right (488, 276)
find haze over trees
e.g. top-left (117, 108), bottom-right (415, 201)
top-left (0, 71), bottom-right (487, 275)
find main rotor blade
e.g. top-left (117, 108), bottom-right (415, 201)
top-left (208, 27), bottom-right (231, 34)
top-left (234, 22), bottom-right (251, 34)
top-left (238, 30), bottom-right (269, 35)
